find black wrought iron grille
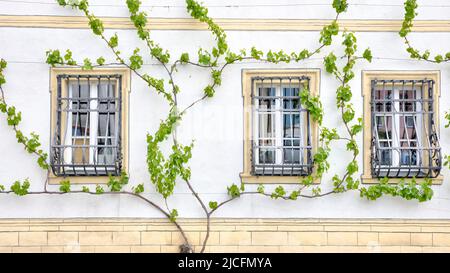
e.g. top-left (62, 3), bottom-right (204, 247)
top-left (251, 76), bottom-right (313, 176)
top-left (51, 74), bottom-right (123, 176)
top-left (370, 79), bottom-right (441, 178)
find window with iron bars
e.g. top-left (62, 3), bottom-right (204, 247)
top-left (51, 74), bottom-right (123, 176)
top-left (370, 79), bottom-right (441, 178)
top-left (251, 76), bottom-right (313, 176)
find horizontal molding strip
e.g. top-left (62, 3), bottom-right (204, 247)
top-left (2, 218), bottom-right (450, 226)
top-left (1, 15), bottom-right (450, 32)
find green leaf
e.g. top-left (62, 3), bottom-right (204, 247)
top-left (346, 160), bottom-right (359, 175)
top-left (363, 48), bottom-right (373, 62)
top-left (435, 55), bottom-right (443, 63)
top-left (45, 49), bottom-right (64, 67)
top-left (88, 17), bottom-right (104, 36)
top-left (208, 201), bottom-right (218, 210)
top-left (126, 0), bottom-right (141, 14)
top-left (257, 184), bottom-right (265, 194)
top-left (271, 186), bottom-right (286, 199)
top-left (251, 47), bottom-right (263, 60)
top-left (132, 183), bottom-right (144, 194)
top-left (107, 172), bottom-right (129, 192)
top-left (63, 49), bottom-right (76, 65)
top-left (0, 58), bottom-right (7, 69)
top-left (399, 0), bottom-right (418, 37)
top-left (10, 179), bottom-right (30, 196)
top-left (169, 209), bottom-right (178, 222)
top-left (129, 48), bottom-right (144, 70)
top-left (350, 118), bottom-right (363, 136)
top-left (204, 85), bottom-right (215, 97)
top-left (95, 185), bottom-right (104, 194)
top-left (96, 57), bottom-right (105, 65)
top-left (197, 48), bottom-right (212, 65)
top-left (312, 187), bottom-right (322, 196)
top-left (332, 0), bottom-right (348, 13)
top-left (109, 33), bottom-right (119, 48)
top-left (59, 180), bottom-right (71, 193)
top-left (320, 21), bottom-right (339, 46)
top-left (180, 52), bottom-right (190, 63)
top-left (324, 52), bottom-right (337, 74)
top-left (211, 70), bottom-right (222, 85)
top-left (227, 184), bottom-right (241, 198)
top-left (82, 58), bottom-right (93, 70)
top-left (289, 190), bottom-right (299, 200)
top-left (299, 89), bottom-right (323, 124)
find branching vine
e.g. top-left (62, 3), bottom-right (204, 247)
top-left (0, 59), bottom-right (49, 171)
top-left (0, 0), bottom-right (441, 253)
top-left (400, 0), bottom-right (450, 64)
top-left (399, 0), bottom-right (450, 168)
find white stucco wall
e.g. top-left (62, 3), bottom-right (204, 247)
top-left (1, 0), bottom-right (450, 219)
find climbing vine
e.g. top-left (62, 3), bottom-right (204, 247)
top-left (0, 0), bottom-right (441, 253)
top-left (399, 0), bottom-right (450, 168)
top-left (400, 0), bottom-right (450, 63)
top-left (0, 59), bottom-right (49, 171)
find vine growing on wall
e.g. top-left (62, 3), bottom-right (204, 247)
top-left (0, 0), bottom-right (438, 253)
top-left (0, 59), bottom-right (49, 172)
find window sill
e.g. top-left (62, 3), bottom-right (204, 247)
top-left (48, 175), bottom-right (110, 185)
top-left (360, 174), bottom-right (443, 185)
top-left (240, 173), bottom-right (320, 184)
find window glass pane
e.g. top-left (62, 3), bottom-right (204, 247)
top-left (72, 138), bottom-right (89, 164)
top-left (375, 89), bottom-right (392, 112)
top-left (400, 141), bottom-right (417, 165)
top-left (258, 113), bottom-right (274, 140)
top-left (258, 87), bottom-right (276, 109)
top-left (385, 91), bottom-right (392, 112)
top-left (292, 114), bottom-right (300, 138)
top-left (283, 87), bottom-right (299, 109)
top-left (399, 89), bottom-right (416, 112)
top-left (282, 87), bottom-right (302, 165)
top-left (97, 137), bottom-right (114, 165)
top-left (376, 116), bottom-right (392, 140)
top-left (399, 116), bottom-right (417, 140)
top-left (379, 141), bottom-right (392, 165)
top-left (283, 114), bottom-right (291, 138)
top-left (71, 83), bottom-right (90, 137)
top-left (98, 83), bottom-right (116, 111)
top-left (259, 149), bottom-right (275, 164)
top-left (283, 148), bottom-right (300, 164)
top-left (97, 82), bottom-right (116, 138)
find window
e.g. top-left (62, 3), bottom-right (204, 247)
top-left (362, 71), bottom-right (442, 184)
top-left (241, 69), bottom-right (320, 184)
top-left (49, 68), bottom-right (130, 184)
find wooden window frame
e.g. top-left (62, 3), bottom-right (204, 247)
top-left (240, 69), bottom-right (320, 184)
top-left (48, 67), bottom-right (130, 185)
top-left (361, 70), bottom-right (443, 184)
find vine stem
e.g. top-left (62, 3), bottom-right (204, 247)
top-left (399, 0), bottom-right (450, 64)
top-left (206, 47), bottom-right (363, 251)
top-left (0, 189), bottom-right (191, 250)
top-left (179, 36), bottom-right (339, 252)
top-left (180, 11), bottom-right (348, 253)
top-left (9, 1), bottom-right (353, 253)
top-left (0, 86), bottom-right (48, 161)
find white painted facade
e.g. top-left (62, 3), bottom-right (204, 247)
top-left (1, 0), bottom-right (450, 219)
